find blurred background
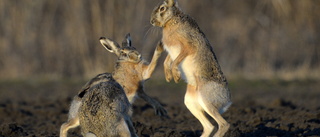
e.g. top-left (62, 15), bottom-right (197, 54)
top-left (1, 1), bottom-right (320, 136)
top-left (1, 0), bottom-right (319, 80)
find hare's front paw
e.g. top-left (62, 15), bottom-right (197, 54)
top-left (156, 41), bottom-right (164, 52)
top-left (154, 105), bottom-right (167, 116)
top-left (172, 66), bottom-right (181, 83)
top-left (164, 67), bottom-right (173, 82)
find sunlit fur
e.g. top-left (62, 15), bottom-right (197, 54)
top-left (60, 34), bottom-right (166, 137)
top-left (151, 0), bottom-right (232, 136)
top-left (60, 74), bottom-right (136, 137)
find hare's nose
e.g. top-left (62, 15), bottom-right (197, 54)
top-left (99, 37), bottom-right (106, 40)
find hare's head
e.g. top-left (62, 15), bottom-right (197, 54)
top-left (99, 33), bottom-right (141, 63)
top-left (150, 0), bottom-right (179, 27)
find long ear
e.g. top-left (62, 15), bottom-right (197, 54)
top-left (164, 0), bottom-right (176, 7)
top-left (99, 37), bottom-right (121, 56)
top-left (121, 33), bottom-right (132, 47)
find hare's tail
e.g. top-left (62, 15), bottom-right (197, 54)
top-left (85, 132), bottom-right (97, 137)
top-left (219, 101), bottom-right (232, 114)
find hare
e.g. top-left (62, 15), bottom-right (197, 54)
top-left (150, 0), bottom-right (232, 137)
top-left (60, 73), bottom-right (137, 137)
top-left (60, 34), bottom-right (165, 137)
top-left (99, 33), bottom-right (166, 116)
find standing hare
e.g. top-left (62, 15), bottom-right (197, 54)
top-left (61, 73), bottom-right (137, 137)
top-left (151, 0), bottom-right (232, 137)
top-left (60, 34), bottom-right (165, 137)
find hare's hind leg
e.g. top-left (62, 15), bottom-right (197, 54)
top-left (184, 84), bottom-right (214, 137)
top-left (60, 116), bottom-right (80, 137)
top-left (198, 97), bottom-right (230, 137)
top-left (201, 104), bottom-right (229, 137)
top-left (197, 83), bottom-right (231, 137)
top-left (60, 97), bottom-right (81, 137)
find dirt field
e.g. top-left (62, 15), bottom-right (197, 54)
top-left (0, 78), bottom-right (319, 137)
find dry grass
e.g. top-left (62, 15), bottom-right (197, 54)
top-left (0, 0), bottom-right (319, 80)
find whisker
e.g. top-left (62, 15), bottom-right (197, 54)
top-left (150, 27), bottom-right (161, 37)
top-left (151, 27), bottom-right (157, 36)
top-left (144, 25), bottom-right (153, 39)
top-left (141, 23), bottom-right (163, 57)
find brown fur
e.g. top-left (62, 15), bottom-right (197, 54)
top-left (151, 0), bottom-right (231, 136)
top-left (60, 34), bottom-right (165, 137)
top-left (79, 80), bottom-right (133, 137)
top-left (99, 34), bottom-right (166, 116)
top-left (60, 73), bottom-right (136, 137)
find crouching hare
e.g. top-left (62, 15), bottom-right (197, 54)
top-left (151, 0), bottom-right (232, 136)
top-left (60, 34), bottom-right (165, 137)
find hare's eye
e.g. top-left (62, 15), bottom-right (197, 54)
top-left (120, 51), bottom-right (127, 56)
top-left (159, 6), bottom-right (166, 12)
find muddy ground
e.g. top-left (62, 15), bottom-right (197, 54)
top-left (0, 78), bottom-right (319, 137)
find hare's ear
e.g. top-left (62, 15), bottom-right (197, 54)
top-left (122, 33), bottom-right (132, 47)
top-left (99, 37), bottom-right (121, 56)
top-left (164, 0), bottom-right (176, 7)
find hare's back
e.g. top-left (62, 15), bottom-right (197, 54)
top-left (77, 73), bottom-right (113, 98)
top-left (79, 81), bottom-right (131, 136)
